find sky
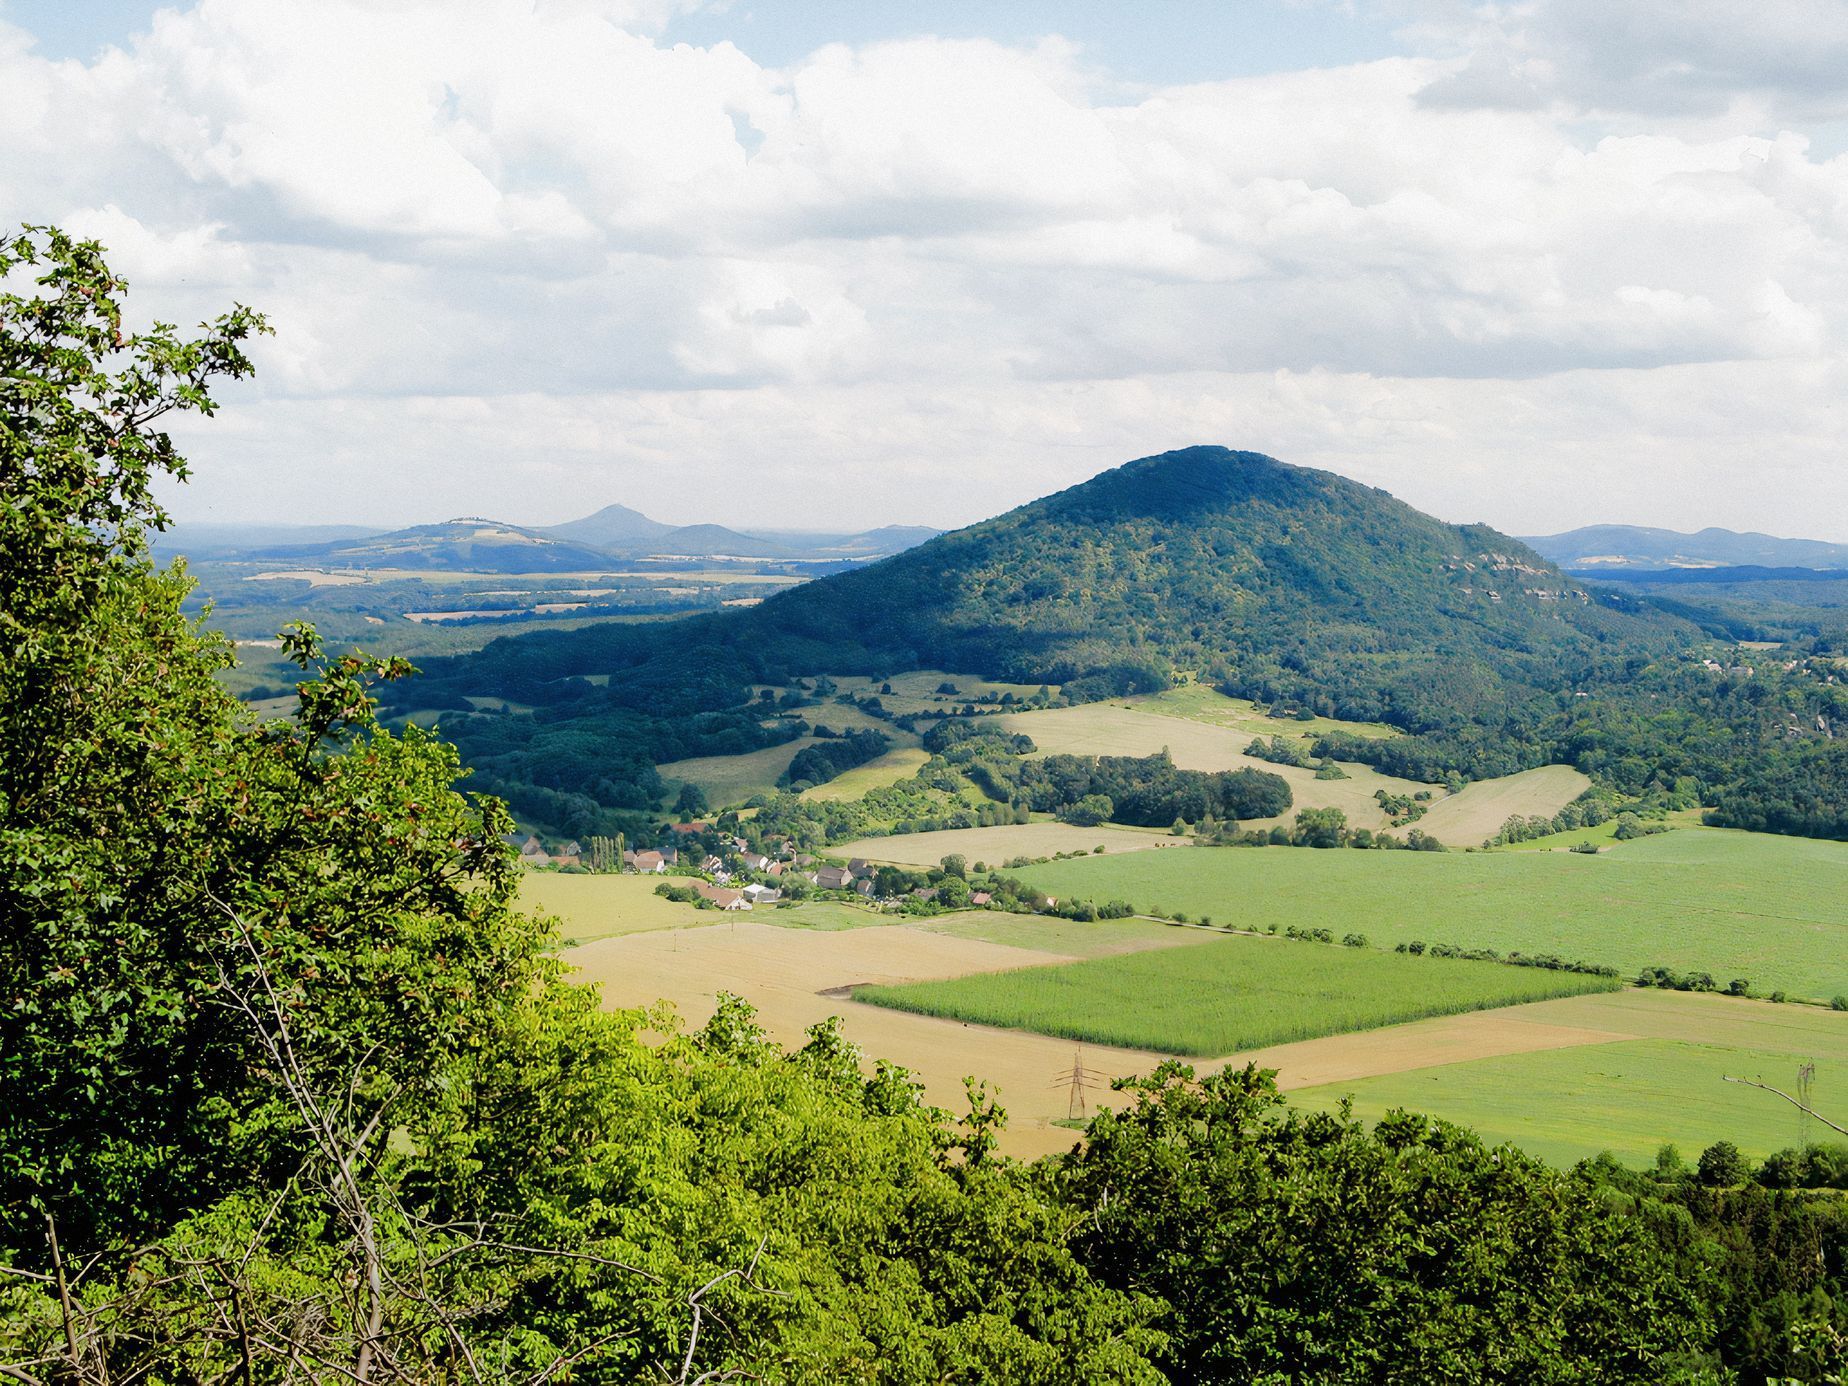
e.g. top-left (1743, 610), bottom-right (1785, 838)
top-left (3, 0), bottom-right (1847, 539)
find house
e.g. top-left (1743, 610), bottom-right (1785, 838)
top-left (729, 836), bottom-right (751, 853)
top-left (742, 883), bottom-right (781, 904)
top-left (766, 861), bottom-right (786, 878)
top-left (670, 821), bottom-right (712, 837)
top-left (739, 852), bottom-right (772, 873)
top-left (847, 858), bottom-right (874, 877)
top-left (518, 836), bottom-right (551, 867)
top-left (625, 849), bottom-right (667, 874)
top-left (853, 877), bottom-right (875, 897)
top-left (814, 865), bottom-right (853, 891)
top-left (693, 881), bottom-right (751, 911)
top-left (912, 887), bottom-right (939, 903)
top-left (793, 853), bottom-right (816, 867)
top-left (970, 891), bottom-right (992, 906)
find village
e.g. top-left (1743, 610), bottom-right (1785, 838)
top-left (499, 820), bottom-right (1105, 917)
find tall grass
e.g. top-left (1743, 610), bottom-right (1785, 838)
top-left (856, 934), bottom-right (1618, 1056)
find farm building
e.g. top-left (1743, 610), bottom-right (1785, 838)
top-left (693, 881), bottom-right (751, 911)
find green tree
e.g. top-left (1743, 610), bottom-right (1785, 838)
top-left (1053, 1062), bottom-right (1710, 1382)
top-left (1699, 1140), bottom-right (1750, 1187)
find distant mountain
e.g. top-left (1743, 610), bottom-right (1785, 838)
top-left (1525, 524), bottom-right (1848, 572)
top-left (742, 446), bottom-right (1688, 726)
top-left (246, 519), bottom-right (622, 573)
top-left (641, 523), bottom-right (797, 560)
top-left (153, 522), bottom-right (386, 559)
top-left (423, 447), bottom-right (1691, 734)
top-left (542, 504), bottom-right (674, 549)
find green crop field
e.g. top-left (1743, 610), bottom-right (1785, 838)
top-left (1012, 828), bottom-right (1848, 1000)
top-left (1288, 1017), bottom-right (1848, 1167)
top-left (856, 933), bottom-right (1617, 1055)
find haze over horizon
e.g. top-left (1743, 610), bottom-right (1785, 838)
top-left (5, 0), bottom-right (1847, 540)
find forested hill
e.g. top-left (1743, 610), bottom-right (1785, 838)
top-left (416, 447), bottom-right (1691, 732)
top-left (746, 446), bottom-right (1691, 729)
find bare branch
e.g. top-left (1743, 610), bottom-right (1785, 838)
top-left (1722, 1075), bottom-right (1848, 1138)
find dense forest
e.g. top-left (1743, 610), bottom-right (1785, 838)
top-left (9, 225), bottom-right (1848, 1384)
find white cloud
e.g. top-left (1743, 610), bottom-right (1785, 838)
top-left (3, 0), bottom-right (1846, 537)
top-left (1406, 0), bottom-right (1848, 124)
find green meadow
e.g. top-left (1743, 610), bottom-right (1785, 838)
top-left (856, 933), bottom-right (1616, 1055)
top-left (1012, 828), bottom-right (1848, 1000)
top-left (1289, 1028), bottom-right (1848, 1167)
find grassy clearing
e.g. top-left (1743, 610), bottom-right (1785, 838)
top-left (517, 873), bottom-right (703, 944)
top-left (659, 737), bottom-right (815, 807)
top-left (1495, 819), bottom-right (1626, 852)
top-left (1136, 684), bottom-right (1400, 741)
top-left (856, 933), bottom-right (1618, 1056)
top-left (993, 699), bottom-right (1447, 834)
top-left (760, 900), bottom-right (891, 931)
top-left (1414, 765), bottom-right (1592, 845)
top-left (1012, 828), bottom-right (1848, 1000)
top-left (835, 821), bottom-right (1191, 868)
top-left (1288, 1033), bottom-right (1848, 1167)
top-left (802, 746), bottom-right (932, 802)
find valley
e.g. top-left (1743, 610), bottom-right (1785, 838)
top-left (186, 447), bottom-right (1848, 1187)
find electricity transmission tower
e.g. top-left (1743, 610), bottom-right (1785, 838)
top-left (1052, 1050), bottom-right (1111, 1122)
top-left (1798, 1062), bottom-right (1817, 1150)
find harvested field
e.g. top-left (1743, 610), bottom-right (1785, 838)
top-left (518, 872), bottom-right (703, 944)
top-left (1415, 765), bottom-right (1592, 845)
top-left (565, 921), bottom-right (1169, 1158)
top-left (834, 821), bottom-right (1191, 867)
top-left (994, 701), bottom-right (1444, 834)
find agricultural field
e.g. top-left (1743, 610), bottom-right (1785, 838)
top-left (565, 916), bottom-right (1179, 1158)
top-left (517, 872), bottom-right (705, 944)
top-left (658, 736), bottom-right (816, 806)
top-left (1134, 684), bottom-right (1400, 741)
top-left (1013, 828), bottom-right (1848, 1000)
top-left (856, 933), bottom-right (1618, 1056)
top-left (917, 911), bottom-right (1201, 959)
top-left (834, 820), bottom-right (1192, 867)
top-left (822, 670), bottom-right (1052, 719)
top-left (993, 698), bottom-right (1449, 834)
top-left (1414, 765), bottom-right (1592, 844)
top-left (1286, 988), bottom-right (1848, 1165)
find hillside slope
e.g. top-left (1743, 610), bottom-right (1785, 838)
top-left (415, 447), bottom-right (1690, 728)
top-left (746, 447), bottom-right (1690, 730)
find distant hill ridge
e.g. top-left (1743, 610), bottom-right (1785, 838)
top-left (163, 507), bottom-right (941, 569)
top-left (1526, 524), bottom-right (1848, 572)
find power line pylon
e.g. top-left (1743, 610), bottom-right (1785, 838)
top-left (1052, 1050), bottom-right (1111, 1122)
top-left (1798, 1062), bottom-right (1817, 1150)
